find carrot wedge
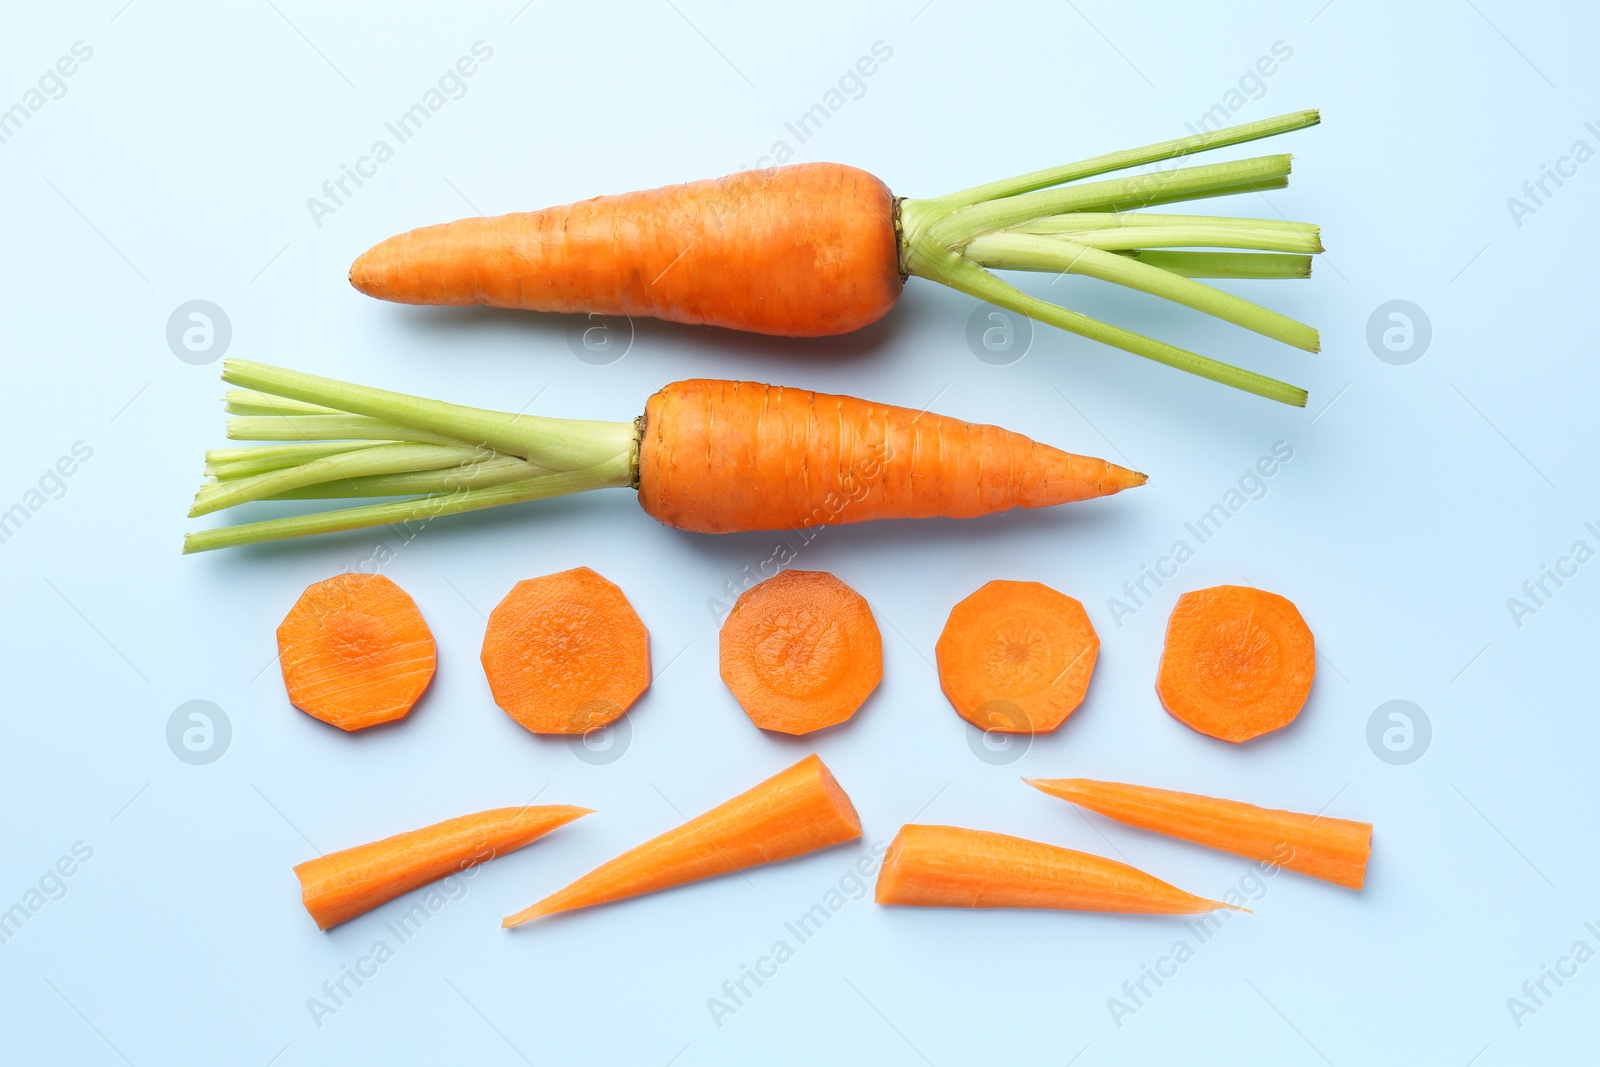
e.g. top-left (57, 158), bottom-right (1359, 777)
top-left (874, 824), bottom-right (1233, 914)
top-left (504, 754), bottom-right (860, 927)
top-left (295, 805), bottom-right (591, 930)
top-left (1026, 778), bottom-right (1372, 889)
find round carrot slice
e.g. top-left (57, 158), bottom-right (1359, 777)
top-left (1156, 584), bottom-right (1315, 743)
top-left (718, 570), bottom-right (882, 735)
top-left (276, 572), bottom-right (436, 731)
top-left (935, 579), bottom-right (1099, 735)
top-left (481, 566), bottom-right (650, 735)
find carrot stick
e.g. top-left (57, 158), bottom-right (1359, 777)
top-left (719, 570), bottom-right (882, 735)
top-left (935, 579), bottom-right (1099, 734)
top-left (184, 362), bottom-right (1146, 552)
top-left (481, 567), bottom-right (651, 735)
top-left (276, 573), bottom-right (436, 731)
top-left (295, 805), bottom-right (590, 930)
top-left (1156, 584), bottom-right (1315, 742)
top-left (348, 112), bottom-right (1326, 403)
top-left (873, 824), bottom-right (1233, 914)
top-left (503, 754), bottom-right (860, 927)
top-left (1026, 778), bottom-right (1372, 889)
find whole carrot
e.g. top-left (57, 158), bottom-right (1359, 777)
top-left (349, 112), bottom-right (1326, 404)
top-left (184, 362), bottom-right (1145, 552)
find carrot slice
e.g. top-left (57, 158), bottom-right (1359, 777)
top-left (874, 824), bottom-right (1232, 914)
top-left (276, 572), bottom-right (436, 731)
top-left (1027, 778), bottom-right (1372, 889)
top-left (718, 570), bottom-right (883, 735)
top-left (935, 580), bottom-right (1099, 734)
top-left (481, 566), bottom-right (651, 735)
top-left (294, 804), bottom-right (590, 930)
top-left (503, 754), bottom-right (860, 927)
top-left (1156, 584), bottom-right (1314, 742)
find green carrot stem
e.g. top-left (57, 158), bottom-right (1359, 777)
top-left (963, 233), bottom-right (1319, 352)
top-left (1117, 251), bottom-right (1311, 279)
top-left (1011, 213), bottom-right (1322, 254)
top-left (183, 455), bottom-right (635, 554)
top-left (223, 389), bottom-right (343, 417)
top-left (222, 359), bottom-right (634, 471)
top-left (226, 414), bottom-right (461, 446)
top-left (205, 441), bottom-right (392, 479)
top-left (264, 455), bottom-right (549, 498)
top-left (917, 251), bottom-right (1307, 406)
top-left (192, 443), bottom-right (493, 516)
top-left (932, 109), bottom-right (1319, 207)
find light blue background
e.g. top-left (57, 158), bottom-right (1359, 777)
top-left (3, 1), bottom-right (1596, 1063)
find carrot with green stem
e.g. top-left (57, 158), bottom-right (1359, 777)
top-left (503, 754), bottom-right (860, 926)
top-left (295, 804), bottom-right (590, 929)
top-left (184, 362), bottom-right (1145, 552)
top-left (351, 112), bottom-right (1324, 404)
top-left (1025, 778), bottom-right (1372, 889)
top-left (873, 824), bottom-right (1234, 915)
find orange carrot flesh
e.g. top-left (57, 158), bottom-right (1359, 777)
top-left (481, 567), bottom-right (651, 736)
top-left (874, 824), bottom-right (1233, 914)
top-left (935, 580), bottom-right (1099, 735)
top-left (294, 805), bottom-right (590, 930)
top-left (350, 163), bottom-right (903, 338)
top-left (1156, 584), bottom-right (1315, 742)
top-left (637, 379), bottom-right (1145, 535)
top-left (276, 573), bottom-right (436, 731)
top-left (503, 754), bottom-right (860, 927)
top-left (719, 570), bottom-right (882, 735)
top-left (1027, 778), bottom-right (1372, 889)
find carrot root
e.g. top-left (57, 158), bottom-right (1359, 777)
top-left (295, 805), bottom-right (590, 930)
top-left (1027, 778), bottom-right (1372, 889)
top-left (504, 754), bottom-right (860, 927)
top-left (874, 824), bottom-right (1233, 915)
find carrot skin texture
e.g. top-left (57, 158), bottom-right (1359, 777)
top-left (295, 805), bottom-right (590, 930)
top-left (349, 163), bottom-right (903, 338)
top-left (503, 754), bottom-right (860, 926)
top-left (874, 824), bottom-right (1232, 914)
top-left (1027, 778), bottom-right (1372, 889)
top-left (637, 380), bottom-right (1146, 534)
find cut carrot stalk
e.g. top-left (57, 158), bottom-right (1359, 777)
top-left (481, 567), bottom-right (650, 736)
top-left (1156, 584), bottom-right (1315, 742)
top-left (295, 804), bottom-right (590, 930)
top-left (1026, 778), bottom-right (1372, 889)
top-left (349, 112), bottom-right (1326, 404)
top-left (935, 580), bottom-right (1099, 735)
top-left (276, 573), bottom-right (436, 731)
top-left (183, 362), bottom-right (1148, 553)
top-left (503, 754), bottom-right (860, 927)
top-left (874, 824), bottom-right (1234, 914)
top-left (719, 570), bottom-right (882, 735)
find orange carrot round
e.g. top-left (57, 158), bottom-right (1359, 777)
top-left (1026, 778), bottom-right (1372, 889)
top-left (874, 824), bottom-right (1232, 914)
top-left (351, 164), bottom-right (902, 337)
top-left (504, 754), bottom-right (860, 927)
top-left (637, 379), bottom-right (1145, 534)
top-left (481, 567), bottom-right (650, 735)
top-left (718, 570), bottom-right (882, 735)
top-left (295, 804), bottom-right (590, 930)
top-left (935, 580), bottom-right (1099, 735)
top-left (1156, 584), bottom-right (1314, 742)
top-left (276, 572), bottom-right (436, 731)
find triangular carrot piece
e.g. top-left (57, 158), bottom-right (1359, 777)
top-left (504, 754), bottom-right (860, 927)
top-left (1026, 778), bottom-right (1372, 889)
